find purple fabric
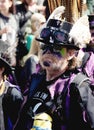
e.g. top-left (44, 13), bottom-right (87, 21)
top-left (90, 21), bottom-right (94, 24)
top-left (47, 73), bottom-right (76, 130)
top-left (84, 52), bottom-right (94, 85)
top-left (48, 73), bottom-right (76, 97)
top-left (36, 63), bottom-right (42, 74)
top-left (48, 78), bottom-right (68, 98)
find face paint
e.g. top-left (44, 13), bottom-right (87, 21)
top-left (60, 48), bottom-right (66, 57)
top-left (41, 44), bottom-right (67, 58)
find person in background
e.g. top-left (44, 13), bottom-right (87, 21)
top-left (15, 0), bottom-right (45, 31)
top-left (19, 6), bottom-right (64, 92)
top-left (16, 12), bottom-right (46, 92)
top-left (25, 12), bottom-right (46, 53)
top-left (86, 0), bottom-right (94, 14)
top-left (88, 14), bottom-right (94, 45)
top-left (69, 14), bottom-right (94, 86)
top-left (0, 39), bottom-right (23, 130)
top-left (23, 5), bottom-right (65, 63)
top-left (15, 0), bottom-right (45, 85)
top-left (0, 0), bottom-right (19, 67)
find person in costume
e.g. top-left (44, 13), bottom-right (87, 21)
top-left (0, 40), bottom-right (23, 130)
top-left (14, 10), bottom-right (94, 130)
top-left (69, 14), bottom-right (94, 85)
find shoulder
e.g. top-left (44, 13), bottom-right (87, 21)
top-left (11, 87), bottom-right (22, 97)
top-left (70, 72), bottom-right (90, 88)
top-left (9, 14), bottom-right (17, 21)
top-left (16, 3), bottom-right (26, 12)
top-left (9, 14), bottom-right (18, 24)
top-left (5, 81), bottom-right (23, 100)
top-left (31, 71), bottom-right (46, 79)
top-left (70, 72), bottom-right (91, 97)
top-left (86, 52), bottom-right (94, 63)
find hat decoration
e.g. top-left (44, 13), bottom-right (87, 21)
top-left (69, 15), bottom-right (91, 49)
top-left (36, 6), bottom-right (80, 50)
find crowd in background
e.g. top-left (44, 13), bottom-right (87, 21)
top-left (0, 0), bottom-right (94, 130)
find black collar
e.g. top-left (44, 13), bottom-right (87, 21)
top-left (44, 68), bottom-right (79, 86)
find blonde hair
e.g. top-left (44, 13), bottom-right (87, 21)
top-left (31, 13), bottom-right (46, 34)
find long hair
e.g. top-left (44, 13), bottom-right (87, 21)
top-left (68, 57), bottom-right (77, 70)
top-left (9, 0), bottom-right (16, 14)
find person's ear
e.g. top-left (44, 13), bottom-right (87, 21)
top-left (67, 50), bottom-right (75, 60)
top-left (9, 0), bottom-right (12, 8)
top-left (0, 67), bottom-right (5, 75)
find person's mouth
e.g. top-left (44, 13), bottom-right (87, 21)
top-left (43, 61), bottom-right (51, 66)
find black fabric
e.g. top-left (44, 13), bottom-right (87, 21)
top-left (0, 94), bottom-right (5, 130)
top-left (19, 57), bottom-right (38, 91)
top-left (81, 52), bottom-right (90, 69)
top-left (13, 71), bottom-right (71, 130)
top-left (69, 81), bottom-right (91, 130)
top-left (85, 45), bottom-right (94, 53)
top-left (16, 31), bottom-right (28, 61)
top-left (69, 72), bottom-right (94, 129)
top-left (2, 85), bottom-right (23, 130)
top-left (16, 3), bottom-right (33, 29)
top-left (43, 0), bottom-right (50, 20)
top-left (14, 71), bottom-right (94, 130)
top-left (13, 73), bottom-right (46, 130)
top-left (0, 13), bottom-right (9, 22)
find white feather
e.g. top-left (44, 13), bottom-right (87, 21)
top-left (38, 6), bottom-right (65, 34)
top-left (47, 6), bottom-right (65, 23)
top-left (69, 15), bottom-right (91, 48)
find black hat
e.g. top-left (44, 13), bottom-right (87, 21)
top-left (88, 15), bottom-right (94, 29)
top-left (36, 19), bottom-right (79, 50)
top-left (0, 40), bottom-right (12, 75)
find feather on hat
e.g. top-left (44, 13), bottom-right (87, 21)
top-left (69, 15), bottom-right (91, 49)
top-left (36, 6), bottom-right (79, 50)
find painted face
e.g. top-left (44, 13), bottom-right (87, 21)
top-left (39, 44), bottom-right (69, 72)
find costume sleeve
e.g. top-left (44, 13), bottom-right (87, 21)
top-left (9, 87), bottom-right (24, 124)
top-left (79, 81), bottom-right (94, 128)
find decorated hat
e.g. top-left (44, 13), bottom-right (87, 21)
top-left (88, 15), bottom-right (94, 29)
top-left (0, 40), bottom-right (12, 75)
top-left (36, 19), bottom-right (79, 50)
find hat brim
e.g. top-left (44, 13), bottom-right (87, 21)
top-left (0, 58), bottom-right (12, 75)
top-left (36, 37), bottom-right (79, 50)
